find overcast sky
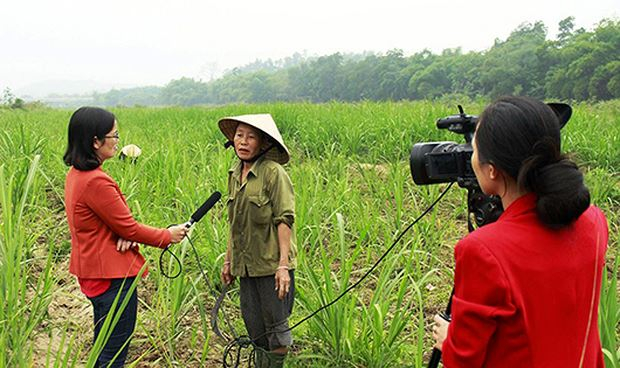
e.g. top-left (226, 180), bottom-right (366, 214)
top-left (1, 0), bottom-right (617, 95)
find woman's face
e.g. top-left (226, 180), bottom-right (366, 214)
top-left (233, 123), bottom-right (263, 161)
top-left (94, 120), bottom-right (120, 162)
top-left (472, 131), bottom-right (495, 195)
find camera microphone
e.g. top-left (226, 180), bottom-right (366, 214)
top-left (186, 191), bottom-right (222, 228)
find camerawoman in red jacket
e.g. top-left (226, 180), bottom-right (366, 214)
top-left (431, 96), bottom-right (608, 367)
top-left (63, 107), bottom-right (187, 368)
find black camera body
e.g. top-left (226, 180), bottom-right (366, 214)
top-left (410, 142), bottom-right (475, 187)
top-left (410, 105), bottom-right (477, 187)
top-left (410, 105), bottom-right (503, 227)
top-left (409, 103), bottom-right (572, 228)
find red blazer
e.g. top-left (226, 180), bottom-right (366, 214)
top-left (443, 193), bottom-right (608, 367)
top-left (65, 166), bottom-right (171, 279)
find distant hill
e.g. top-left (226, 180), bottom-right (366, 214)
top-left (16, 79), bottom-right (136, 100)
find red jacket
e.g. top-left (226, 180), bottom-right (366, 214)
top-left (65, 167), bottom-right (171, 279)
top-left (443, 193), bottom-right (608, 367)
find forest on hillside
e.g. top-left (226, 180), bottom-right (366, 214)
top-left (92, 17), bottom-right (619, 106)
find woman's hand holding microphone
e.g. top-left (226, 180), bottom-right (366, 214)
top-left (167, 224), bottom-right (188, 243)
top-left (117, 224), bottom-right (187, 253)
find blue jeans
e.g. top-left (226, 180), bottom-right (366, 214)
top-left (88, 278), bottom-right (138, 368)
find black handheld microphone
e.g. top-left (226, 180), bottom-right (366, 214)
top-left (186, 191), bottom-right (222, 228)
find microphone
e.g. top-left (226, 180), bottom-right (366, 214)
top-left (186, 191), bottom-right (222, 228)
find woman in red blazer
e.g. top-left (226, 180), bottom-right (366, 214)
top-left (63, 107), bottom-right (187, 368)
top-left (432, 96), bottom-right (608, 367)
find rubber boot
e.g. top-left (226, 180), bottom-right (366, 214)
top-left (265, 352), bottom-right (285, 368)
top-left (253, 350), bottom-right (270, 368)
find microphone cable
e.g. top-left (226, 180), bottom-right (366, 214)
top-left (221, 182), bottom-right (454, 367)
top-left (157, 183), bottom-right (453, 367)
top-left (159, 228), bottom-right (239, 341)
top-left (159, 190), bottom-right (222, 279)
top-left (159, 243), bottom-right (182, 279)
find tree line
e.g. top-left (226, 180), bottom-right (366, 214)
top-left (93, 17), bottom-right (619, 106)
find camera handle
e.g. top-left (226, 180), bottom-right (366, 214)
top-left (427, 290), bottom-right (454, 368)
top-left (466, 186), bottom-right (503, 230)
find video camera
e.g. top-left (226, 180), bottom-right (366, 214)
top-left (409, 105), bottom-right (503, 228)
top-left (409, 103), bottom-right (572, 229)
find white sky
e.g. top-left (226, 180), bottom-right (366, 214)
top-left (1, 0), bottom-right (618, 94)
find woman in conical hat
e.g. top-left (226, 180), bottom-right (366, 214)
top-left (219, 113), bottom-right (296, 367)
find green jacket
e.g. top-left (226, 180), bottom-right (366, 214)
top-left (227, 156), bottom-right (297, 277)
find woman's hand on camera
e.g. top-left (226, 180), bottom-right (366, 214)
top-left (167, 224), bottom-right (188, 243)
top-left (117, 238), bottom-right (138, 252)
top-left (274, 266), bottom-right (290, 300)
top-left (432, 314), bottom-right (450, 350)
top-left (221, 261), bottom-right (235, 285)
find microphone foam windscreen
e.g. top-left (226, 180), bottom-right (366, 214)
top-left (191, 191), bottom-right (222, 223)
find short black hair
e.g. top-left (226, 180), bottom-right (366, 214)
top-left (476, 96), bottom-right (590, 228)
top-left (63, 107), bottom-right (116, 171)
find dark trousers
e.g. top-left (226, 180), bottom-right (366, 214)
top-left (239, 271), bottom-right (295, 350)
top-left (88, 278), bottom-right (138, 368)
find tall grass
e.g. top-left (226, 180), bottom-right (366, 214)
top-left (0, 155), bottom-right (55, 367)
top-left (600, 258), bottom-right (620, 368)
top-left (0, 100), bottom-right (617, 367)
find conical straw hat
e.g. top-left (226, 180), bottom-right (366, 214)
top-left (218, 113), bottom-right (290, 164)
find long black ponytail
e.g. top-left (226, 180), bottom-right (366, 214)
top-left (476, 96), bottom-right (590, 228)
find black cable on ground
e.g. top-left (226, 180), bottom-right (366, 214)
top-left (221, 183), bottom-right (454, 367)
top-left (159, 183), bottom-right (453, 367)
top-left (159, 230), bottom-right (239, 341)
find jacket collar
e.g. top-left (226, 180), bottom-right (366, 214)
top-left (499, 192), bottom-right (537, 221)
top-left (228, 156), bottom-right (266, 183)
